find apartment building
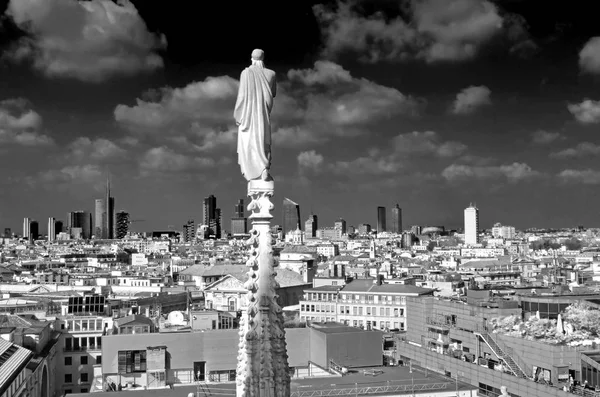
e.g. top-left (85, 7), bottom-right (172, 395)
top-left (299, 279), bottom-right (434, 331)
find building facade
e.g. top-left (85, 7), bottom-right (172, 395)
top-left (282, 198), bottom-right (301, 237)
top-left (390, 204), bottom-right (402, 234)
top-left (464, 204), bottom-right (479, 246)
top-left (299, 280), bottom-right (434, 332)
top-left (377, 207), bottom-right (386, 233)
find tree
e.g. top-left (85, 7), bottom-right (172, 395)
top-left (564, 238), bottom-right (583, 251)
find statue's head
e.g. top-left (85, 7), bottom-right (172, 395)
top-left (251, 49), bottom-right (265, 61)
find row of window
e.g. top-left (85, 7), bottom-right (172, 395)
top-left (64, 336), bottom-right (102, 351)
top-left (64, 373), bottom-right (90, 384)
top-left (301, 304), bottom-right (404, 317)
top-left (62, 319), bottom-right (105, 332)
top-left (301, 317), bottom-right (404, 330)
top-left (304, 293), bottom-right (407, 304)
top-left (64, 355), bottom-right (101, 365)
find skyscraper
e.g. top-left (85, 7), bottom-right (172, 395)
top-left (231, 198), bottom-right (247, 235)
top-left (334, 218), bottom-right (347, 235)
top-left (377, 206), bottom-right (386, 233)
top-left (67, 211), bottom-right (92, 239)
top-left (390, 204), bottom-right (402, 234)
top-left (203, 195), bottom-right (216, 226)
top-left (23, 218), bottom-right (39, 241)
top-left (305, 214), bottom-right (318, 238)
top-left (48, 217), bottom-right (56, 241)
top-left (55, 220), bottom-right (63, 235)
top-left (94, 198), bottom-right (105, 238)
top-left (203, 195), bottom-right (221, 238)
top-left (182, 220), bottom-right (195, 242)
top-left (94, 177), bottom-right (115, 239)
top-left (464, 204), bottom-right (480, 246)
top-left (282, 198), bottom-right (301, 237)
top-left (29, 220), bottom-right (39, 241)
top-left (23, 217), bottom-right (31, 239)
top-left (116, 211), bottom-right (130, 239)
top-left (234, 199), bottom-right (245, 218)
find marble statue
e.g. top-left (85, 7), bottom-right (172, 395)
top-left (500, 386), bottom-right (509, 396)
top-left (235, 49), bottom-right (290, 397)
top-left (235, 49), bottom-right (277, 182)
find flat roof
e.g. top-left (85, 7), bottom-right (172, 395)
top-left (73, 365), bottom-right (474, 397)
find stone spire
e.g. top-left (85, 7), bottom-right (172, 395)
top-left (235, 50), bottom-right (290, 397)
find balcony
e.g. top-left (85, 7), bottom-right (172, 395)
top-left (64, 346), bottom-right (101, 352)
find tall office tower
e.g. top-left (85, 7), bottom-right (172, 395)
top-left (234, 199), bottom-right (245, 218)
top-left (334, 218), bottom-right (347, 235)
top-left (116, 211), bottom-right (130, 239)
top-left (214, 208), bottom-right (222, 238)
top-left (411, 225), bottom-right (422, 235)
top-left (3, 228), bottom-right (11, 238)
top-left (464, 204), bottom-right (480, 246)
top-left (182, 220), bottom-right (196, 242)
top-left (94, 177), bottom-right (115, 239)
top-left (377, 206), bottom-right (386, 233)
top-left (48, 217), bottom-right (56, 241)
top-left (23, 217), bottom-right (31, 239)
top-left (390, 204), bottom-right (402, 234)
top-left (94, 199), bottom-right (105, 238)
top-left (29, 220), bottom-right (39, 241)
top-left (203, 195), bottom-right (217, 226)
top-left (67, 211), bottom-right (92, 239)
top-left (305, 214), bottom-right (318, 238)
top-left (231, 198), bottom-right (247, 236)
top-left (55, 220), bottom-right (63, 236)
top-left (282, 198), bottom-right (301, 237)
top-left (203, 195), bottom-right (221, 238)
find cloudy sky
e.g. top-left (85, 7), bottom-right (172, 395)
top-left (0, 0), bottom-right (599, 234)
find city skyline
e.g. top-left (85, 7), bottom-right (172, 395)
top-left (1, 0), bottom-right (600, 231)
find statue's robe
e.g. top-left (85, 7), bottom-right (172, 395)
top-left (234, 64), bottom-right (276, 181)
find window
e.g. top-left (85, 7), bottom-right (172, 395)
top-left (81, 388), bottom-right (88, 393)
top-left (81, 373), bottom-right (89, 382)
top-left (80, 356), bottom-right (88, 365)
top-left (65, 357), bottom-right (72, 365)
top-left (96, 356), bottom-right (102, 364)
top-left (65, 390), bottom-right (72, 394)
top-left (65, 374), bottom-right (72, 383)
top-left (118, 350), bottom-right (147, 373)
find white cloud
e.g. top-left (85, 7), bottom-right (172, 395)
top-left (579, 37), bottom-right (600, 74)
top-left (550, 142), bottom-right (600, 159)
top-left (139, 147), bottom-right (216, 176)
top-left (558, 169), bottom-right (600, 185)
top-left (567, 99), bottom-right (600, 124)
top-left (4, 0), bottom-right (166, 82)
top-left (68, 137), bottom-right (126, 160)
top-left (284, 61), bottom-right (421, 126)
top-left (297, 150), bottom-right (324, 172)
top-left (392, 131), bottom-right (467, 157)
top-left (115, 76), bottom-right (238, 130)
top-left (331, 154), bottom-right (404, 175)
top-left (38, 164), bottom-right (103, 184)
top-left (313, 0), bottom-right (528, 63)
top-left (0, 98), bottom-right (53, 146)
top-left (115, 61), bottom-right (421, 150)
top-left (531, 130), bottom-right (563, 145)
top-left (451, 85), bottom-right (492, 114)
top-left (442, 162), bottom-right (540, 182)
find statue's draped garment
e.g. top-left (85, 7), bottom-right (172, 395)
top-left (235, 64), bottom-right (274, 181)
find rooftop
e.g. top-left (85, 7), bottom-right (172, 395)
top-left (73, 365), bottom-right (474, 397)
